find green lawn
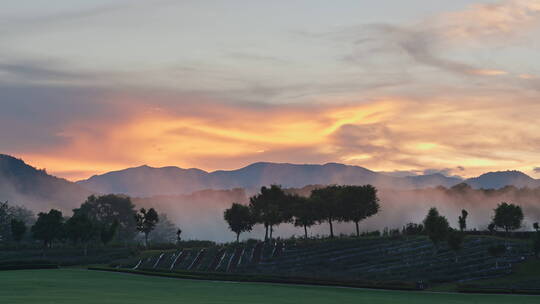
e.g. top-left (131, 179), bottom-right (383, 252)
top-left (1, 269), bottom-right (539, 304)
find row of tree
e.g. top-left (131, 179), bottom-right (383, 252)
top-left (0, 195), bottom-right (182, 254)
top-left (224, 184), bottom-right (380, 242)
top-left (420, 202), bottom-right (540, 263)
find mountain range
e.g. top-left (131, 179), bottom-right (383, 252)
top-left (76, 160), bottom-right (540, 197)
top-left (2, 153), bottom-right (540, 206)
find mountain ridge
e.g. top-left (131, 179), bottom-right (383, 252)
top-left (75, 161), bottom-right (540, 197)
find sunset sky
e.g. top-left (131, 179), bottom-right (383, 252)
top-left (2, 0), bottom-right (540, 180)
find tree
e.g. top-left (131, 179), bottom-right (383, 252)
top-left (100, 220), bottom-right (119, 245)
top-left (249, 185), bottom-right (291, 241)
top-left (311, 185), bottom-right (342, 238)
top-left (447, 230), bottom-right (465, 262)
top-left (65, 214), bottom-right (96, 256)
top-left (340, 185), bottom-right (380, 237)
top-left (10, 219), bottom-right (26, 246)
top-left (492, 202), bottom-right (523, 236)
top-left (74, 195), bottom-right (137, 244)
top-left (403, 223), bottom-right (424, 236)
top-left (176, 229), bottom-right (182, 245)
top-left (488, 244), bottom-right (507, 269)
top-left (458, 209), bottom-right (468, 232)
top-left (290, 195), bottom-right (316, 239)
top-left (533, 222), bottom-right (539, 232)
top-left (134, 208), bottom-right (159, 247)
top-left (31, 209), bottom-right (64, 249)
top-left (224, 203), bottom-right (254, 242)
top-left (423, 207), bottom-right (450, 253)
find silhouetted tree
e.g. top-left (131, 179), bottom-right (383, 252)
top-left (65, 214), bottom-right (96, 256)
top-left (533, 222), bottom-right (539, 232)
top-left (176, 229), bottom-right (182, 245)
top-left (135, 208), bottom-right (159, 247)
top-left (340, 185), bottom-right (380, 237)
top-left (100, 219), bottom-right (119, 245)
top-left (10, 219), bottom-right (26, 246)
top-left (31, 209), bottom-right (64, 250)
top-left (403, 223), bottom-right (424, 236)
top-left (423, 207), bottom-right (450, 253)
top-left (458, 209), bottom-right (468, 232)
top-left (447, 230), bottom-right (465, 262)
top-left (224, 203), bottom-right (254, 242)
top-left (290, 195), bottom-right (316, 239)
top-left (74, 195), bottom-right (137, 244)
top-left (311, 185), bottom-right (342, 238)
top-left (249, 185), bottom-right (291, 241)
top-left (492, 202), bottom-right (523, 236)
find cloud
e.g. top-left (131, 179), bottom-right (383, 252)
top-left (2, 83), bottom-right (539, 181)
top-left (438, 0), bottom-right (540, 42)
top-left (338, 0), bottom-right (540, 78)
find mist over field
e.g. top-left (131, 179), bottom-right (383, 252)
top-left (132, 185), bottom-right (540, 242)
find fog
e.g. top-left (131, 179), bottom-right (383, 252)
top-left (133, 185), bottom-right (540, 243)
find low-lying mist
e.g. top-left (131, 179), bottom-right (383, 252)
top-left (133, 184), bottom-right (540, 243)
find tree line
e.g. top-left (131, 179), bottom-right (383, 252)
top-left (0, 195), bottom-right (182, 255)
top-left (224, 185), bottom-right (540, 261)
top-left (224, 184), bottom-right (380, 242)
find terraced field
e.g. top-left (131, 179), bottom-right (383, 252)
top-left (130, 236), bottom-right (531, 285)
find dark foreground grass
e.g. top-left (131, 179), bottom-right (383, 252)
top-left (1, 269), bottom-right (539, 304)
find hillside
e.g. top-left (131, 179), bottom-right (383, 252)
top-left (0, 154), bottom-right (91, 211)
top-left (123, 235), bottom-right (532, 289)
top-left (464, 171), bottom-right (540, 189)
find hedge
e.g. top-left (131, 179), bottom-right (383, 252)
top-left (88, 266), bottom-right (418, 291)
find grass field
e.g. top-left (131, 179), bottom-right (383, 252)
top-left (1, 269), bottom-right (539, 304)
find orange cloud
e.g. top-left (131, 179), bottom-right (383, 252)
top-left (17, 92), bottom-right (540, 181)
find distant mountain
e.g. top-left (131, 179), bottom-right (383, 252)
top-left (77, 162), bottom-right (463, 197)
top-left (464, 171), bottom-right (540, 189)
top-left (0, 154), bottom-right (92, 211)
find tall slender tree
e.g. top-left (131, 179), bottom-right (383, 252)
top-left (135, 208), bottom-right (159, 247)
top-left (458, 209), bottom-right (468, 232)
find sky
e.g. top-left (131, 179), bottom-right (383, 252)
top-left (1, 0), bottom-right (540, 181)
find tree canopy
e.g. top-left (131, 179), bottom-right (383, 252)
top-left (492, 202), bottom-right (523, 233)
top-left (224, 203), bottom-right (254, 242)
top-left (135, 208), bottom-right (159, 247)
top-left (423, 207), bottom-right (450, 252)
top-left (31, 209), bottom-right (64, 248)
top-left (74, 194), bottom-right (137, 243)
